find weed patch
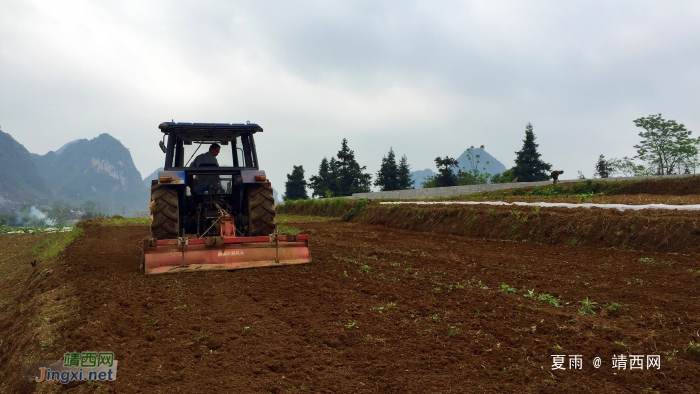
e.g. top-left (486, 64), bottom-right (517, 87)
top-left (30, 227), bottom-right (84, 259)
top-left (683, 341), bottom-right (700, 361)
top-left (102, 217), bottom-right (151, 226)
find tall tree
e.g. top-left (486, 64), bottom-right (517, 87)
top-left (397, 154), bottom-right (414, 189)
top-left (374, 148), bottom-right (400, 191)
top-left (594, 154), bottom-right (612, 178)
top-left (512, 123), bottom-right (552, 182)
top-left (335, 138), bottom-right (371, 196)
top-left (375, 148), bottom-right (415, 191)
top-left (423, 156), bottom-right (459, 188)
top-left (490, 168), bottom-right (516, 183)
top-left (284, 165), bottom-right (308, 201)
top-left (309, 157), bottom-right (335, 198)
top-left (608, 157), bottom-right (649, 177)
top-left (633, 114), bottom-right (699, 175)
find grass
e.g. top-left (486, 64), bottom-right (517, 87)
top-left (102, 217), bottom-right (151, 226)
top-left (275, 214), bottom-right (336, 223)
top-left (278, 198), bottom-right (359, 217)
top-left (341, 199), bottom-right (370, 221)
top-left (277, 224), bottom-right (300, 235)
top-left (30, 227), bottom-right (84, 260)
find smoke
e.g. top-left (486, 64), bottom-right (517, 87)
top-left (10, 205), bottom-right (52, 227)
top-left (29, 206), bottom-right (47, 220)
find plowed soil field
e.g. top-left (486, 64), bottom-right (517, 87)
top-left (3, 216), bottom-right (700, 393)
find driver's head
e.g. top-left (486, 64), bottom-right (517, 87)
top-left (209, 143), bottom-right (221, 157)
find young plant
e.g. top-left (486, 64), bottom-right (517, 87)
top-left (607, 302), bottom-right (621, 315)
top-left (684, 341), bottom-right (700, 361)
top-left (578, 297), bottom-right (597, 315)
top-left (533, 205), bottom-right (541, 217)
top-left (537, 294), bottom-right (561, 307)
top-left (522, 289), bottom-right (536, 298)
top-left (500, 284), bottom-right (516, 295)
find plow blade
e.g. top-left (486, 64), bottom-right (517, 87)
top-left (141, 234), bottom-right (310, 274)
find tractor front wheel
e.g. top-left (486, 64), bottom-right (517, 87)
top-left (150, 184), bottom-right (179, 239)
top-left (246, 182), bottom-right (276, 236)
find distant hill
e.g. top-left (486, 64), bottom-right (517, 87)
top-left (55, 139), bottom-right (85, 155)
top-left (31, 134), bottom-right (148, 216)
top-left (410, 148), bottom-right (508, 189)
top-left (410, 168), bottom-right (437, 189)
top-left (0, 129), bottom-right (52, 212)
top-left (455, 148), bottom-right (507, 177)
top-left (143, 167), bottom-right (163, 188)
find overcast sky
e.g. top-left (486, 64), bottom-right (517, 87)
top-left (2, 0), bottom-right (699, 194)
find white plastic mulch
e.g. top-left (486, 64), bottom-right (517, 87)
top-left (0, 226), bottom-right (74, 234)
top-left (379, 201), bottom-right (700, 212)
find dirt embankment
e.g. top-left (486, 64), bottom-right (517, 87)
top-left (0, 232), bottom-right (83, 394)
top-left (492, 175), bottom-right (700, 197)
top-left (280, 199), bottom-right (700, 254)
top-left (453, 193), bottom-right (700, 205)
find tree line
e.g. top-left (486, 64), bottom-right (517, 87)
top-left (283, 123), bottom-right (553, 200)
top-left (283, 139), bottom-right (414, 200)
top-left (284, 114), bottom-right (699, 200)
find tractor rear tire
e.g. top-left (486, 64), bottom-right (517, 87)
top-left (247, 182), bottom-right (276, 236)
top-left (150, 184), bottom-right (179, 240)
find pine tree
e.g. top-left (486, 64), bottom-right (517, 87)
top-left (375, 148), bottom-right (414, 191)
top-left (335, 139), bottom-right (371, 196)
top-left (309, 157), bottom-right (331, 197)
top-left (594, 154), bottom-right (611, 178)
top-left (374, 148), bottom-right (400, 191)
top-left (309, 157), bottom-right (341, 197)
top-left (397, 154), bottom-right (414, 189)
top-left (284, 165), bottom-right (308, 200)
top-left (512, 123), bottom-right (552, 182)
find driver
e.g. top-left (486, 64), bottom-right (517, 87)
top-left (191, 143), bottom-right (221, 167)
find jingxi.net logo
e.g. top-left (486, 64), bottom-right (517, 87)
top-left (33, 351), bottom-right (118, 384)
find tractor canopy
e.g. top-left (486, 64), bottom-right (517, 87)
top-left (159, 122), bottom-right (263, 170)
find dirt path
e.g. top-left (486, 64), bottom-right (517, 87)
top-left (12, 218), bottom-right (700, 393)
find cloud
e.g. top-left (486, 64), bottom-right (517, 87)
top-left (1, 0), bottom-right (699, 195)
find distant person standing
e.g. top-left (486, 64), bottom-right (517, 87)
top-left (191, 143), bottom-right (221, 167)
top-left (551, 170), bottom-right (564, 184)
